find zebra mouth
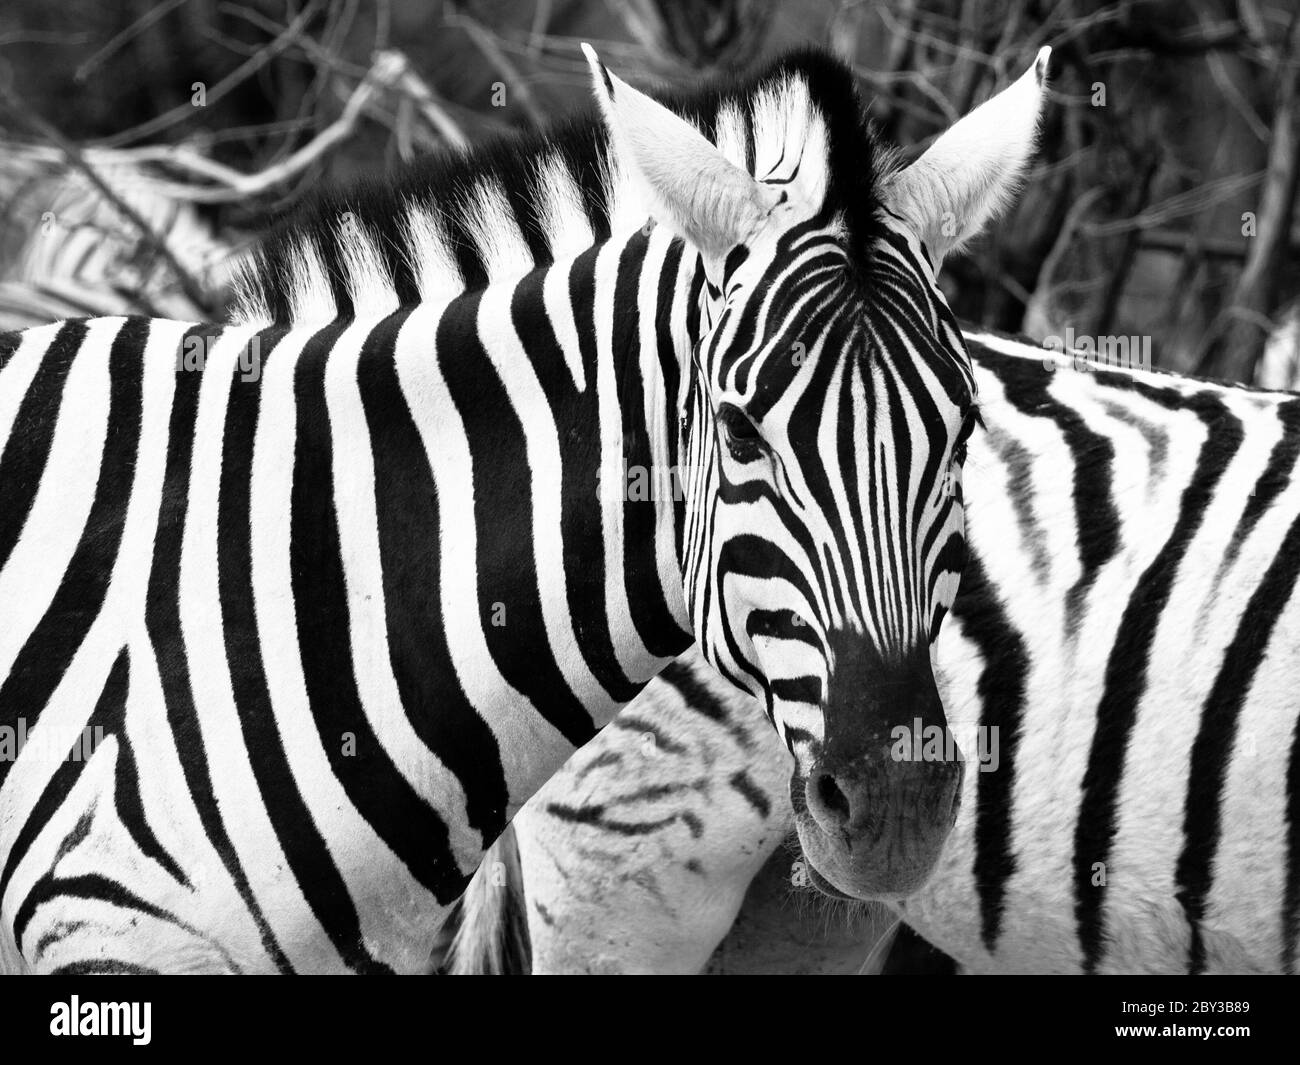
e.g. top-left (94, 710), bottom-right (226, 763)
top-left (790, 753), bottom-right (961, 901)
top-left (804, 859), bottom-right (857, 901)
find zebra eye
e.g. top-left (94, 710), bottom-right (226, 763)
top-left (718, 403), bottom-right (764, 458)
top-left (953, 407), bottom-right (980, 456)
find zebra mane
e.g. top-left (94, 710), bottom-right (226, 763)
top-left (230, 49), bottom-right (893, 326)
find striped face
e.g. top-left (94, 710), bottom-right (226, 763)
top-left (678, 207), bottom-right (977, 899)
top-left (587, 44), bottom-right (1050, 900)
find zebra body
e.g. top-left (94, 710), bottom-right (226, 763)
top-left (0, 47), bottom-right (1042, 972)
top-left (454, 330), bottom-right (1300, 975)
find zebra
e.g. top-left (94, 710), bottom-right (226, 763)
top-left (0, 44), bottom-right (1048, 973)
top-left (448, 327), bottom-right (1300, 975)
top-left (0, 142), bottom-right (232, 330)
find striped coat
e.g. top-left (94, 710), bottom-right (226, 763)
top-left (0, 47), bottom-right (1047, 972)
top-left (451, 330), bottom-right (1300, 975)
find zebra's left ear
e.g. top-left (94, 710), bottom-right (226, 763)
top-left (581, 43), bottom-right (782, 260)
top-left (883, 47), bottom-right (1051, 266)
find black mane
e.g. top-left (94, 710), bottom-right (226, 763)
top-left (234, 48), bottom-right (890, 323)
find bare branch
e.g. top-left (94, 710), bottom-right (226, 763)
top-left (95, 0), bottom-right (325, 149)
top-left (75, 0), bottom-right (195, 84)
top-left (448, 7), bottom-right (547, 127)
top-left (119, 51), bottom-right (413, 204)
top-left (0, 86), bottom-right (215, 315)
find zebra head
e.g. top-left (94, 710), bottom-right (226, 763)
top-left (585, 47), bottom-right (1050, 899)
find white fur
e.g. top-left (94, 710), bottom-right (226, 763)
top-left (459, 334), bottom-right (1300, 975)
top-left (283, 236), bottom-right (338, 323)
top-left (884, 48), bottom-right (1051, 264)
top-left (324, 316), bottom-right (486, 882)
top-left (402, 203), bottom-right (464, 303)
top-left (512, 655), bottom-right (792, 974)
top-left (336, 221), bottom-right (399, 317)
top-left (461, 178), bottom-right (534, 284)
top-left (581, 43), bottom-right (783, 261)
top-left (0, 320), bottom-right (120, 680)
top-left (749, 77), bottom-right (828, 207)
top-left (531, 153), bottom-right (595, 262)
top-left (1, 46), bottom-right (1046, 973)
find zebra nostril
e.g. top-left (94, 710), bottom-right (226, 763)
top-left (814, 771), bottom-right (851, 823)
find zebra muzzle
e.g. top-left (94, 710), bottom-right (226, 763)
top-left (794, 747), bottom-right (963, 900)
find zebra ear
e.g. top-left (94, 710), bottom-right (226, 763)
top-left (581, 43), bottom-right (782, 260)
top-left (884, 47), bottom-right (1051, 266)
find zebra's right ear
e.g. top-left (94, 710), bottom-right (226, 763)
top-left (883, 47), bottom-right (1051, 266)
top-left (581, 44), bottom-right (782, 260)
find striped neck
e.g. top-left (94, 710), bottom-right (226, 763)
top-left (351, 220), bottom-right (706, 749)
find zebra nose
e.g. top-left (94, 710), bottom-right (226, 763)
top-left (810, 768), bottom-right (852, 827)
top-left (806, 763), bottom-right (873, 837)
top-left (805, 754), bottom-right (961, 838)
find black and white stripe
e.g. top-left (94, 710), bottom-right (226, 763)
top-left (0, 47), bottom-right (995, 972)
top-left (451, 329), bottom-right (1300, 975)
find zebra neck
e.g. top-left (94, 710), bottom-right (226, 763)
top-left (348, 223), bottom-right (701, 751)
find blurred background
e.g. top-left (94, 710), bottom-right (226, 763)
top-left (1, 0), bottom-right (1297, 386)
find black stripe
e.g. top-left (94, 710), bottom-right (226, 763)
top-left (1225, 398), bottom-right (1300, 565)
top-left (508, 253), bottom-right (644, 704)
top-left (978, 425), bottom-right (1051, 582)
top-left (362, 315), bottom-right (509, 849)
top-left (0, 319), bottom-right (139, 796)
top-left (1284, 703), bottom-right (1300, 974)
top-left (610, 714), bottom-right (690, 755)
top-left (613, 230), bottom-right (692, 659)
top-left (504, 166), bottom-right (554, 266)
top-left (565, 247), bottom-right (643, 702)
top-left (0, 651), bottom-right (148, 909)
top-left (542, 800), bottom-right (702, 838)
top-left (655, 657), bottom-right (764, 755)
top-left (978, 339), bottom-right (1121, 620)
top-left (953, 549), bottom-right (1030, 953)
top-left (0, 319), bottom-right (86, 575)
top-left (50, 959), bottom-right (159, 975)
top-left (0, 649), bottom-right (193, 920)
top-left (746, 609), bottom-right (822, 650)
top-left (655, 240), bottom-right (690, 560)
top-left (360, 310), bottom-right (511, 859)
top-left (145, 323), bottom-right (292, 973)
top-left (108, 662), bottom-right (189, 889)
top-left (715, 532), bottom-right (821, 697)
top-left (769, 677), bottom-right (822, 704)
top-left (374, 218), bottom-right (422, 308)
top-left (291, 319), bottom-right (470, 908)
top-left (435, 290), bottom-right (599, 745)
top-left (733, 225), bottom-right (836, 398)
top-left (1074, 388), bottom-right (1241, 973)
top-left (1174, 510), bottom-right (1300, 973)
top-left (443, 206), bottom-right (490, 291)
top-left (218, 326), bottom-right (393, 971)
top-left (729, 769), bottom-right (772, 818)
top-left (656, 659), bottom-right (733, 725)
top-left (16, 872), bottom-right (181, 960)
